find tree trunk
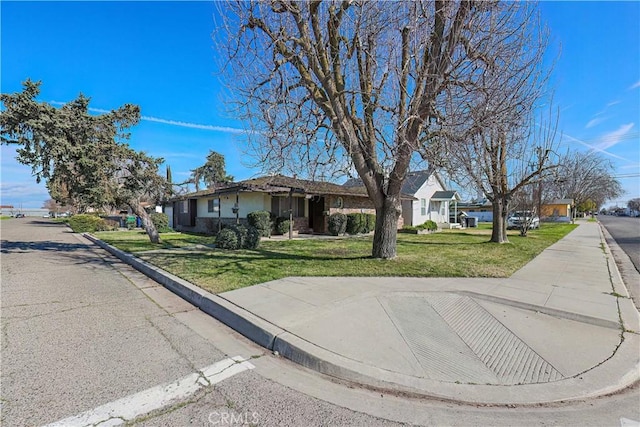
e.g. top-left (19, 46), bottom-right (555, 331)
top-left (490, 197), bottom-right (509, 243)
top-left (129, 202), bottom-right (161, 244)
top-left (372, 196), bottom-right (402, 259)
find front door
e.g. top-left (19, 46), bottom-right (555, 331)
top-left (308, 197), bottom-right (325, 233)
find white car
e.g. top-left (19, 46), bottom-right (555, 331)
top-left (507, 211), bottom-right (540, 230)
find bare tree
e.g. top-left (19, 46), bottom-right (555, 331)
top-left (628, 198), bottom-right (640, 216)
top-left (217, 0), bottom-right (550, 258)
top-left (432, 16), bottom-right (558, 244)
top-left (546, 151), bottom-right (623, 212)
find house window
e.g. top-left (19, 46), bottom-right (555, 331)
top-left (207, 199), bottom-right (219, 213)
top-left (179, 200), bottom-right (189, 214)
top-left (271, 196), bottom-right (305, 217)
top-left (440, 203), bottom-right (446, 217)
top-left (420, 199), bottom-right (427, 216)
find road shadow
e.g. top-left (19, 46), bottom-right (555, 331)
top-left (0, 240), bottom-right (89, 254)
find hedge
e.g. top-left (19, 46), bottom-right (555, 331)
top-left (150, 212), bottom-right (172, 233)
top-left (247, 210), bottom-right (271, 237)
top-left (216, 225), bottom-right (261, 250)
top-left (216, 228), bottom-right (239, 250)
top-left (244, 226), bottom-right (261, 249)
top-left (275, 219), bottom-right (291, 235)
top-left (68, 214), bottom-right (115, 233)
top-left (363, 213), bottom-right (376, 233)
top-left (328, 213), bottom-right (347, 236)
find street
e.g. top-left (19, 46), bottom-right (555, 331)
top-left (598, 215), bottom-right (640, 309)
top-left (1, 219), bottom-right (639, 426)
top-left (598, 215), bottom-right (640, 271)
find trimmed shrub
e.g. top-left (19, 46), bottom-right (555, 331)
top-left (416, 220), bottom-right (438, 231)
top-left (98, 219), bottom-right (120, 231)
top-left (275, 219), bottom-right (291, 235)
top-left (328, 213), bottom-right (347, 236)
top-left (68, 214), bottom-right (108, 233)
top-left (247, 210), bottom-right (271, 237)
top-left (150, 212), bottom-right (172, 233)
top-left (230, 225), bottom-right (248, 248)
top-left (346, 213), bottom-right (365, 234)
top-left (216, 228), bottom-right (239, 250)
top-left (424, 220), bottom-right (438, 231)
top-left (244, 226), bottom-right (261, 249)
top-left (362, 213), bottom-right (376, 233)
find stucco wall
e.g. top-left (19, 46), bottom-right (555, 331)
top-left (196, 193), bottom-right (269, 219)
top-left (163, 205), bottom-right (174, 228)
top-left (400, 174), bottom-right (448, 226)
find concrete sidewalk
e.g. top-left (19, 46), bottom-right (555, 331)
top-left (87, 221), bottom-right (640, 405)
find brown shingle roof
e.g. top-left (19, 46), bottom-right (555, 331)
top-left (170, 174), bottom-right (416, 200)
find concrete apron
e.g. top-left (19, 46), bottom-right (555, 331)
top-left (84, 223), bottom-right (640, 406)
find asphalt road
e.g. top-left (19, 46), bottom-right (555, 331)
top-left (1, 218), bottom-right (638, 426)
top-left (598, 215), bottom-right (640, 272)
top-left (598, 215), bottom-right (640, 309)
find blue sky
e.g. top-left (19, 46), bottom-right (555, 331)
top-left (1, 1), bottom-right (639, 208)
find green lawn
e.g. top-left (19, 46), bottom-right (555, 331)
top-left (95, 223), bottom-right (577, 294)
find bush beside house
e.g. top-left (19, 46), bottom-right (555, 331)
top-left (346, 213), bottom-right (376, 235)
top-left (215, 224), bottom-right (261, 250)
top-left (275, 219), bottom-right (291, 235)
top-left (328, 213), bottom-right (347, 236)
top-left (402, 220), bottom-right (438, 234)
top-left (215, 228), bottom-right (239, 250)
top-left (150, 212), bottom-right (172, 233)
top-left (247, 210), bottom-right (272, 237)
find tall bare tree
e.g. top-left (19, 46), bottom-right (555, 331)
top-left (217, 0), bottom-right (550, 258)
top-left (428, 3), bottom-right (556, 243)
top-left (547, 150), bottom-right (623, 211)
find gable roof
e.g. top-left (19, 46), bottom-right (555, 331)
top-left (170, 174), bottom-right (416, 201)
top-left (431, 191), bottom-right (460, 201)
top-left (237, 175), bottom-right (373, 197)
top-left (343, 169), bottom-right (445, 196)
top-left (547, 198), bottom-right (574, 205)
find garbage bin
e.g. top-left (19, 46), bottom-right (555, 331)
top-left (467, 216), bottom-right (478, 228)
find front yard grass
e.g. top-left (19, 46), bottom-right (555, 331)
top-left (95, 223), bottom-right (577, 294)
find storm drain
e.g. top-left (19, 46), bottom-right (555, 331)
top-left (382, 294), bottom-right (564, 385)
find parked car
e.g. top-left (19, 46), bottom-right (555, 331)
top-left (507, 211), bottom-right (539, 230)
top-left (42, 214), bottom-right (51, 218)
top-left (14, 213), bottom-right (25, 218)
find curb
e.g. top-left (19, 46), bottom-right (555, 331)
top-left (83, 233), bottom-right (285, 350)
top-left (596, 223), bottom-right (640, 334)
top-left (83, 233), bottom-right (640, 405)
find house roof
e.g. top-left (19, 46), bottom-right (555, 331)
top-left (170, 174), bottom-right (416, 201)
top-left (457, 199), bottom-right (493, 209)
top-left (431, 191), bottom-right (460, 201)
top-left (343, 169), bottom-right (445, 196)
top-left (547, 198), bottom-right (574, 205)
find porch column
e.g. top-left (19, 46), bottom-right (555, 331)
top-left (288, 189), bottom-right (293, 240)
top-left (235, 191), bottom-right (239, 225)
top-left (454, 200), bottom-right (458, 224)
top-left (218, 195), bottom-right (222, 233)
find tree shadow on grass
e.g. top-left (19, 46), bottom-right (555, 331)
top-left (144, 246), bottom-right (370, 263)
top-left (398, 238), bottom-right (493, 246)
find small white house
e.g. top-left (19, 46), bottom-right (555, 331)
top-left (397, 170), bottom-right (459, 227)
